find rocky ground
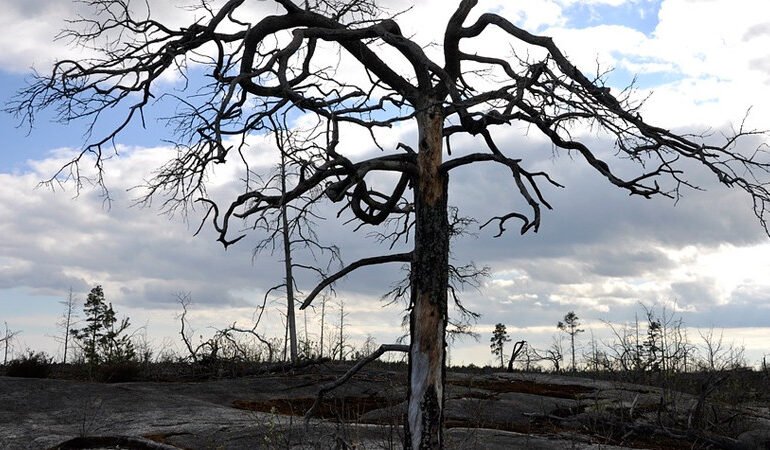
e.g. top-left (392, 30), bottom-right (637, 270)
top-left (1, 363), bottom-right (769, 449)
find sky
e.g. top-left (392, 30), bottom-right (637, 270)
top-left (1, 0), bottom-right (770, 368)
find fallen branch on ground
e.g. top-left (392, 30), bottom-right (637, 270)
top-left (304, 344), bottom-right (409, 424)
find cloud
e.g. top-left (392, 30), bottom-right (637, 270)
top-left (670, 279), bottom-right (721, 307)
top-left (0, 0), bottom-right (282, 73)
top-left (744, 22), bottom-right (770, 41)
top-left (0, 147), bottom-right (288, 308)
top-left (539, 0), bottom-right (770, 130)
top-left (2, 0), bottom-right (770, 365)
top-left (586, 247), bottom-right (673, 278)
top-left (0, 1), bottom-right (80, 72)
top-left (439, 122), bottom-right (770, 330)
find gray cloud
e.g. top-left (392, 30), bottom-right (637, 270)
top-left (0, 0), bottom-right (283, 72)
top-left (743, 23), bottom-right (770, 41)
top-left (671, 279), bottom-right (721, 307)
top-left (587, 247), bottom-right (673, 278)
top-left (749, 57), bottom-right (770, 82)
top-left (2, 115), bottom-right (768, 356)
top-left (687, 299), bottom-right (770, 328)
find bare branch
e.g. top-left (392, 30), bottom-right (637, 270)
top-left (303, 343), bottom-right (409, 423)
top-left (300, 252), bottom-right (412, 309)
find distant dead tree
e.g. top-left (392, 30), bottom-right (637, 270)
top-left (318, 294), bottom-right (329, 359)
top-left (602, 304), bottom-right (697, 374)
top-left (506, 340), bottom-right (526, 372)
top-left (56, 287), bottom-right (78, 364)
top-left (176, 292), bottom-right (274, 363)
top-left (332, 296), bottom-right (349, 361)
top-left (540, 336), bottom-right (564, 372)
top-left (2, 322), bottom-right (21, 365)
top-left (697, 327), bottom-right (747, 371)
top-left (255, 119), bottom-right (341, 364)
top-left (11, 0), bottom-right (770, 446)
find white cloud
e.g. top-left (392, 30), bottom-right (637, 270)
top-left (500, 1), bottom-right (567, 31)
top-left (541, 0), bottom-right (770, 129)
top-left (2, 0), bottom-right (770, 366)
top-left (556, 0), bottom-right (630, 5)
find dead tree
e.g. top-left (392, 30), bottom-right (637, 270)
top-left (57, 287), bottom-right (78, 364)
top-left (177, 292), bottom-right (274, 363)
top-left (506, 340), bottom-right (526, 372)
top-left (279, 145), bottom-right (300, 364)
top-left (177, 293), bottom-right (211, 363)
top-left (319, 294), bottom-right (328, 358)
top-left (331, 296), bottom-right (349, 361)
top-left (255, 119), bottom-right (341, 364)
top-left (2, 322), bottom-right (21, 365)
top-left (12, 0), bottom-right (770, 447)
top-left (536, 336), bottom-right (564, 372)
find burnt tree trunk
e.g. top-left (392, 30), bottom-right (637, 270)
top-left (405, 104), bottom-right (449, 449)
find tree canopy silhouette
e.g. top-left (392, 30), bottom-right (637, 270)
top-left (11, 0), bottom-right (770, 447)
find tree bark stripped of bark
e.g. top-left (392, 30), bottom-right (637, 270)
top-left (406, 105), bottom-right (451, 448)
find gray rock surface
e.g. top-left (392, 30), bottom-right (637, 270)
top-left (738, 429), bottom-right (770, 449)
top-left (1, 368), bottom-right (766, 449)
top-left (445, 428), bottom-right (633, 450)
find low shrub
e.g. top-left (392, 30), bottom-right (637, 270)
top-left (96, 360), bottom-right (141, 382)
top-left (6, 351), bottom-right (52, 378)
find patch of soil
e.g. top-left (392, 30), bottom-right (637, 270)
top-left (449, 378), bottom-right (596, 399)
top-left (232, 395), bottom-right (391, 421)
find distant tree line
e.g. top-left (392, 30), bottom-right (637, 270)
top-left (492, 305), bottom-right (756, 374)
top-left (1, 284), bottom-right (396, 378)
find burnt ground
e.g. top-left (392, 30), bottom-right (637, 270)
top-left (1, 362), bottom-right (769, 449)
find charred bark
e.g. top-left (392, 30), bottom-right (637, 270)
top-left (405, 104), bottom-right (450, 449)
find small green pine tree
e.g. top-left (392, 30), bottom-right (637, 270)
top-left (70, 285), bottom-right (135, 367)
top-left (490, 323), bottom-right (510, 368)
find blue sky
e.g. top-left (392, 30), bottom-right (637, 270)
top-left (0, 0), bottom-right (665, 167)
top-left (0, 0), bottom-right (672, 169)
top-left (1, 72), bottom-right (73, 171)
top-left (1, 0), bottom-right (770, 367)
top-left (564, 0), bottom-right (662, 36)
top-left (0, 70), bottom-right (188, 173)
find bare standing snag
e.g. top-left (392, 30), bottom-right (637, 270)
top-left (11, 0), bottom-right (770, 447)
